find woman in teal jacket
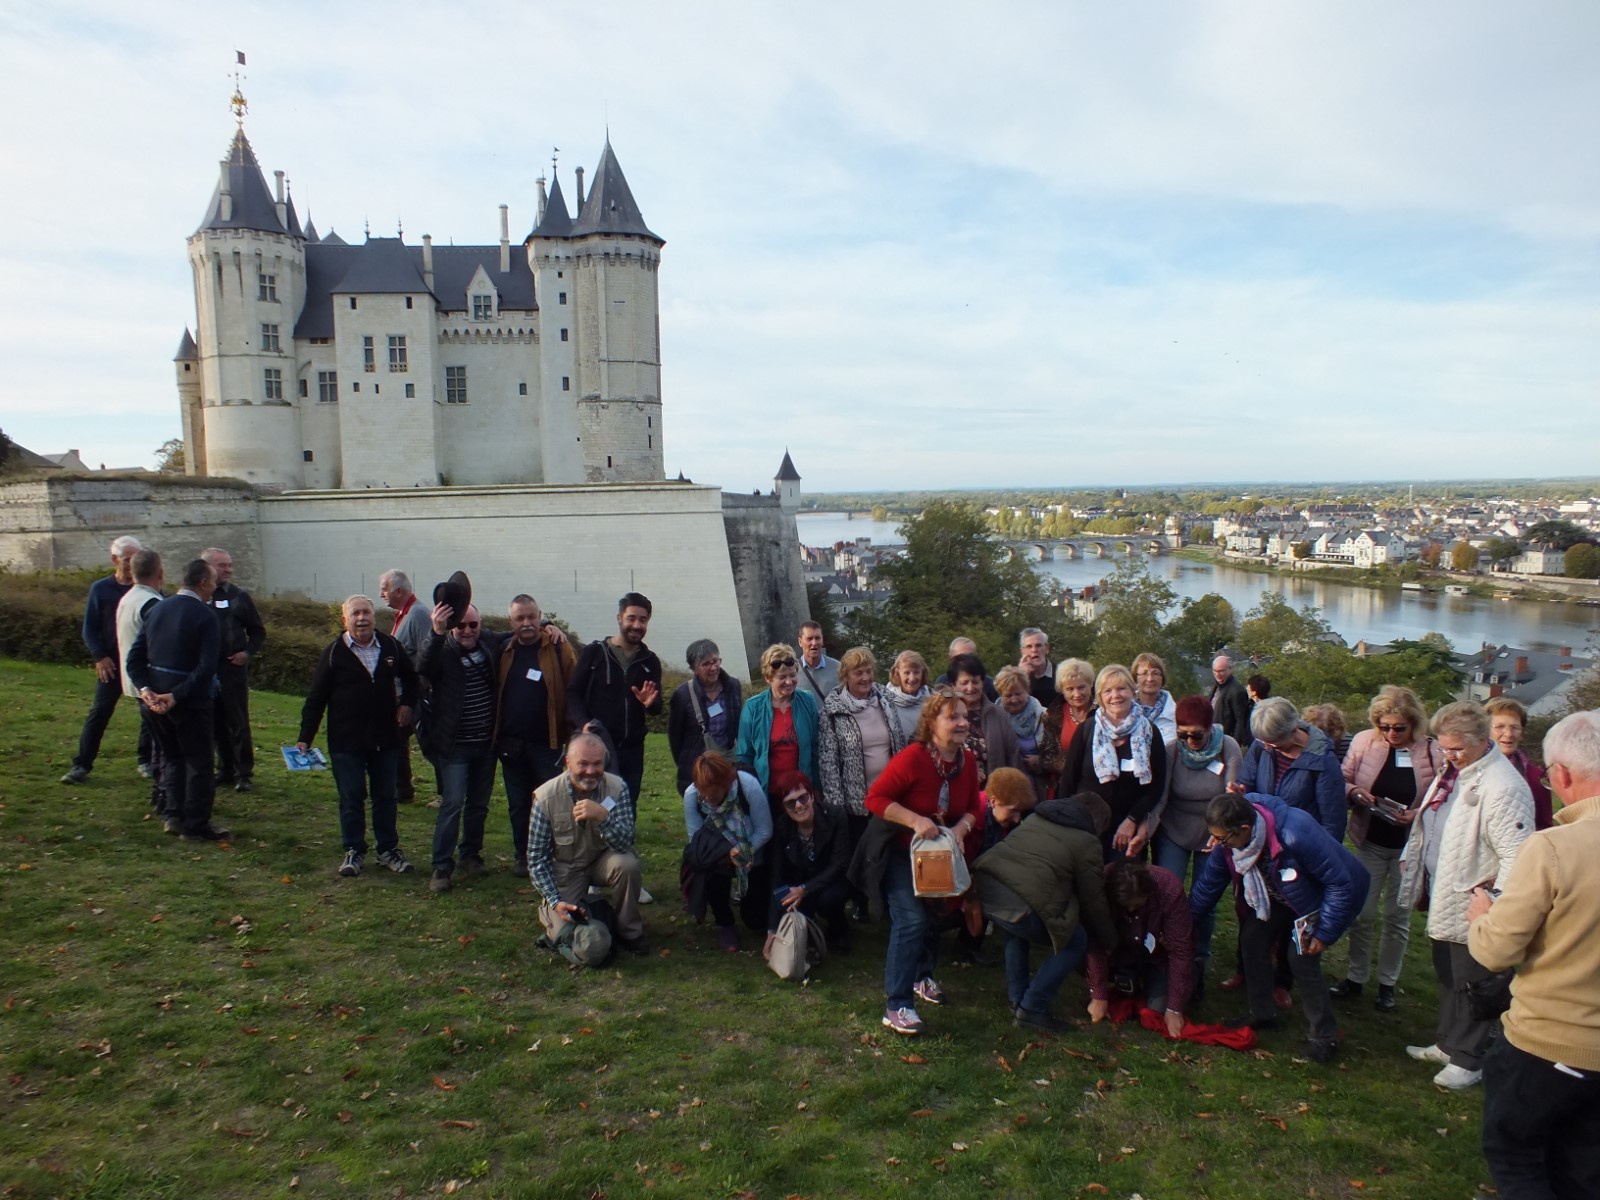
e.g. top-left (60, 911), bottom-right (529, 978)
top-left (736, 643), bottom-right (820, 798)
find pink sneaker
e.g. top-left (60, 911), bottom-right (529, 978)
top-left (882, 1006), bottom-right (924, 1035)
top-left (914, 977), bottom-right (944, 1006)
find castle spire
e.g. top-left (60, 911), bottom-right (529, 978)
top-left (570, 137), bottom-right (661, 242)
top-left (530, 172), bottom-right (573, 238)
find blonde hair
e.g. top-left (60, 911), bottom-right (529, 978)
top-left (1056, 658), bottom-right (1094, 692)
top-left (890, 650), bottom-right (929, 691)
top-left (759, 643), bottom-right (799, 680)
top-left (1483, 696), bottom-right (1529, 729)
top-left (1367, 685), bottom-right (1427, 737)
top-left (838, 645), bottom-right (877, 677)
top-left (1094, 664), bottom-right (1134, 701)
top-left (993, 665), bottom-right (1030, 698)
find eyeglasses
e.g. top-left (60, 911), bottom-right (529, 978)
top-left (460, 621), bottom-right (481, 629)
top-left (1177, 730), bottom-right (1209, 745)
top-left (1376, 723), bottom-right (1409, 734)
top-left (1439, 743), bottom-right (1476, 758)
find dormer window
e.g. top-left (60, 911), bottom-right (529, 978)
top-left (472, 294), bottom-right (495, 321)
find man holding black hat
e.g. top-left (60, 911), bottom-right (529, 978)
top-left (567, 592), bottom-right (662, 808)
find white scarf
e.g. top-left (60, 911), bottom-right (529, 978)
top-left (1232, 812), bottom-right (1272, 922)
top-left (1090, 707), bottom-right (1154, 785)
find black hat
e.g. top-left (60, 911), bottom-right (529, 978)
top-left (432, 571), bottom-right (473, 628)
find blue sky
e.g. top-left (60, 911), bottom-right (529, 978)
top-left (2, 0), bottom-right (1597, 491)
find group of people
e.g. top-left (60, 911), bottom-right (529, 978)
top-left (64, 536), bottom-right (264, 841)
top-left (64, 545), bottom-right (1600, 1196)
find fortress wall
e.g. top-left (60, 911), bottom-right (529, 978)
top-left (721, 494), bottom-right (812, 671)
top-left (258, 482), bottom-right (751, 679)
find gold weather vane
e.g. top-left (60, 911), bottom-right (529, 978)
top-left (230, 50), bottom-right (248, 125)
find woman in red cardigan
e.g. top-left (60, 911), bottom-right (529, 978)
top-left (863, 690), bottom-right (985, 1036)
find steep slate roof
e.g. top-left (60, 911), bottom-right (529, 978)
top-left (321, 229), bottom-right (347, 245)
top-left (195, 128), bottom-right (286, 236)
top-left (303, 213), bottom-right (319, 243)
top-left (174, 328), bottom-right (198, 361)
top-left (530, 174), bottom-right (573, 238)
top-left (427, 245), bottom-right (536, 311)
top-left (330, 237), bottom-right (429, 294)
top-left (570, 139), bottom-right (661, 242)
top-left (284, 193), bottom-right (303, 238)
top-left (776, 450), bottom-right (801, 481)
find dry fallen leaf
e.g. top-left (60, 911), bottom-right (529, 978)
top-left (951, 1142), bottom-right (968, 1152)
top-left (1083, 1187), bottom-right (1109, 1196)
top-left (439, 1120), bottom-right (478, 1129)
top-left (910, 1109), bottom-right (934, 1118)
top-left (901, 1054), bottom-right (926, 1065)
top-left (1261, 1116), bottom-right (1287, 1132)
top-left (458, 935), bottom-right (476, 946)
top-left (1195, 1112), bottom-right (1217, 1119)
top-left (432, 1076), bottom-right (457, 1091)
top-left (997, 1055), bottom-right (1013, 1073)
top-left (336, 1111), bottom-right (352, 1124)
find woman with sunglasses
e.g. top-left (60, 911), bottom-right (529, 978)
top-left (764, 773), bottom-right (852, 958)
top-left (1329, 686), bottom-right (1445, 1012)
top-left (1396, 702), bottom-right (1534, 1089)
top-left (1145, 693), bottom-right (1241, 1000)
top-left (735, 643), bottom-right (820, 802)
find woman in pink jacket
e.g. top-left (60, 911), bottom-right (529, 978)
top-left (1328, 685), bottom-right (1445, 1012)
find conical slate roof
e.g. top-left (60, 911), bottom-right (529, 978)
top-left (284, 192), bottom-right (303, 238)
top-left (570, 139), bottom-right (661, 242)
top-left (174, 328), bottom-right (198, 361)
top-left (321, 229), bottom-right (348, 246)
top-left (195, 128), bottom-right (286, 236)
top-left (775, 450), bottom-right (801, 481)
top-left (530, 174), bottom-right (574, 239)
top-left (303, 213), bottom-right (320, 243)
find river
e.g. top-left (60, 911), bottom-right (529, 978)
top-left (798, 512), bottom-right (1599, 655)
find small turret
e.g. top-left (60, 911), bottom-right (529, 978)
top-left (775, 450), bottom-right (801, 510)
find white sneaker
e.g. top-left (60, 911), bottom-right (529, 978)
top-left (338, 849), bottom-right (363, 877)
top-left (639, 886), bottom-right (655, 905)
top-left (1406, 1043), bottom-right (1450, 1065)
top-left (375, 849), bottom-right (413, 874)
top-left (913, 977), bottom-right (944, 1006)
top-left (882, 1005), bottom-right (925, 1035)
top-left (1433, 1064), bottom-right (1483, 1089)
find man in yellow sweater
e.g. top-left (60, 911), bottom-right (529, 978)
top-left (1467, 709), bottom-right (1600, 1200)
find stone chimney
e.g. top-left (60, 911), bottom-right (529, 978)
top-left (274, 170), bottom-right (287, 228)
top-left (1560, 646), bottom-right (1572, 657)
top-left (1515, 655), bottom-right (1530, 676)
top-left (421, 235), bottom-right (434, 291)
top-left (574, 166), bottom-right (585, 214)
top-left (536, 177), bottom-right (547, 226)
top-left (499, 205), bottom-right (510, 272)
top-left (218, 160), bottom-right (233, 222)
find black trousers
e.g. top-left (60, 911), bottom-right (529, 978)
top-left (149, 702), bottom-right (218, 833)
top-left (213, 661), bottom-right (254, 780)
top-left (73, 673), bottom-right (153, 771)
top-left (1483, 1037), bottom-right (1600, 1199)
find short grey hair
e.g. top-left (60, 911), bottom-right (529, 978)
top-left (948, 636), bottom-right (977, 656)
top-left (342, 594), bottom-right (375, 615)
top-left (1432, 701), bottom-right (1491, 745)
top-left (380, 569), bottom-right (412, 593)
top-left (1543, 711), bottom-right (1600, 780)
top-left (110, 535), bottom-right (142, 556)
top-left (1019, 627), bottom-right (1047, 647)
top-left (567, 731), bottom-right (608, 762)
top-left (1250, 696), bottom-right (1301, 745)
top-left (685, 638), bottom-right (720, 668)
top-left (200, 547), bottom-right (229, 561)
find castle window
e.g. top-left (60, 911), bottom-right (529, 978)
top-left (388, 335), bottom-right (408, 372)
top-left (258, 273), bottom-right (277, 301)
top-left (363, 336), bottom-right (375, 373)
top-left (352, 382), bottom-right (359, 392)
top-left (309, 337), bottom-right (331, 345)
top-left (303, 450), bottom-right (314, 462)
top-left (405, 296), bottom-right (414, 310)
top-left (518, 382), bottom-right (527, 395)
top-left (561, 376), bottom-right (570, 391)
top-left (560, 328), bottom-right (568, 342)
top-left (318, 371), bottom-right (338, 403)
top-left (558, 292), bottom-right (567, 305)
top-left (472, 294), bottom-right (494, 320)
top-left (349, 297), bottom-right (357, 309)
top-left (405, 383), bottom-right (415, 398)
top-left (261, 323), bottom-right (280, 352)
top-left (298, 378), bottom-right (308, 398)
top-left (446, 366), bottom-right (468, 404)
top-left (263, 368), bottom-right (283, 401)
top-left (607, 455), bottom-right (613, 469)
top-left (648, 435), bottom-right (652, 449)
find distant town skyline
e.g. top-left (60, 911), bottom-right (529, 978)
top-left (3, 2), bottom-right (1597, 490)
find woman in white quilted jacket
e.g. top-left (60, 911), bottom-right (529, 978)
top-left (1396, 702), bottom-right (1534, 1091)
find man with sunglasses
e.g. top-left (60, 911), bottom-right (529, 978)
top-left (421, 600), bottom-right (505, 893)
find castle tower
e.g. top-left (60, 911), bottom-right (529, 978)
top-left (551, 140), bottom-right (665, 484)
top-left (185, 93), bottom-right (307, 488)
top-left (174, 329), bottom-right (203, 474)
top-left (527, 173), bottom-right (583, 485)
top-left (775, 450), bottom-right (801, 510)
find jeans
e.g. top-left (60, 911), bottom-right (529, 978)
top-left (432, 744), bottom-right (496, 872)
top-left (1345, 840), bottom-right (1409, 986)
top-left (1483, 1037), bottom-right (1600, 1200)
top-left (213, 661), bottom-right (254, 780)
top-left (500, 742), bottom-right (565, 862)
top-left (1241, 900), bottom-right (1338, 1047)
top-left (74, 673), bottom-right (152, 771)
top-left (991, 913), bottom-right (1089, 1014)
top-left (767, 878), bottom-right (851, 934)
top-left (330, 748), bottom-right (399, 857)
top-left (1152, 832), bottom-right (1218, 965)
top-left (881, 851), bottom-right (939, 1010)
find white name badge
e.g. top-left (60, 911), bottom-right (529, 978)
top-left (1395, 748), bottom-right (1413, 768)
top-left (215, 599), bottom-right (230, 609)
top-left (1144, 932), bottom-right (1157, 953)
top-left (526, 667), bottom-right (543, 682)
top-left (1120, 759), bottom-right (1135, 773)
top-left (601, 796), bottom-right (617, 812)
top-left (707, 701), bottom-right (724, 717)
top-left (1207, 760), bottom-right (1226, 775)
top-left (1280, 867), bottom-right (1299, 883)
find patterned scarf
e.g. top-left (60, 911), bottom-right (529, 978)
top-left (1178, 723), bottom-right (1226, 770)
top-left (1006, 695), bottom-right (1046, 744)
top-left (926, 745), bottom-right (963, 814)
top-left (1232, 812), bottom-right (1272, 921)
top-left (1134, 689), bottom-right (1172, 727)
top-left (697, 783), bottom-right (755, 901)
top-left (1091, 707), bottom-right (1154, 785)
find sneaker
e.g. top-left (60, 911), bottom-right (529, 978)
top-left (137, 762), bottom-right (154, 780)
top-left (429, 869), bottom-right (453, 894)
top-left (182, 824), bottom-right (232, 842)
top-left (1304, 1040), bottom-right (1340, 1064)
top-left (427, 795), bottom-right (443, 809)
top-left (338, 850), bottom-right (364, 877)
top-left (1374, 984), bottom-right (1397, 1013)
top-left (375, 849), bottom-right (413, 874)
top-left (1328, 978), bottom-right (1364, 1000)
top-left (1015, 1007), bottom-right (1070, 1034)
top-left (1224, 1014), bottom-right (1279, 1032)
top-left (1433, 1064), bottom-right (1483, 1089)
top-left (913, 978), bottom-right (944, 1007)
top-left (1407, 1043), bottom-right (1451, 1065)
top-left (60, 765), bottom-right (90, 784)
top-left (716, 926), bottom-right (740, 953)
top-left (639, 887), bottom-right (655, 905)
top-left (883, 1005), bottom-right (925, 1035)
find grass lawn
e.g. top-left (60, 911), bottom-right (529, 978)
top-left (1, 659), bottom-right (1493, 1199)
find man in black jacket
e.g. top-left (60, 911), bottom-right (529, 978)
top-left (126, 558), bottom-right (227, 841)
top-left (1209, 655), bottom-right (1254, 748)
top-left (420, 600), bottom-right (505, 892)
top-left (566, 592), bottom-right (662, 808)
top-left (297, 595), bottom-right (420, 878)
top-left (202, 548), bottom-right (266, 793)
top-left (61, 534), bottom-right (147, 784)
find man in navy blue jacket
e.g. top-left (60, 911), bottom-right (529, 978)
top-left (61, 535), bottom-right (148, 784)
top-left (127, 558), bottom-right (226, 841)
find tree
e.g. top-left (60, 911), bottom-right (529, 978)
top-left (1565, 543), bottom-right (1600, 579)
top-left (870, 504), bottom-right (889, 523)
top-left (1418, 541), bottom-right (1443, 568)
top-left (1090, 558), bottom-right (1185, 686)
top-left (1292, 540), bottom-right (1313, 560)
top-left (1236, 592), bottom-right (1336, 659)
top-left (155, 438), bottom-right (186, 474)
top-left (1450, 542), bottom-right (1480, 572)
top-left (0, 427), bottom-right (12, 471)
top-left (1483, 538), bottom-right (1521, 569)
top-left (1165, 593), bottom-right (1239, 666)
top-left (1524, 519), bottom-right (1588, 550)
